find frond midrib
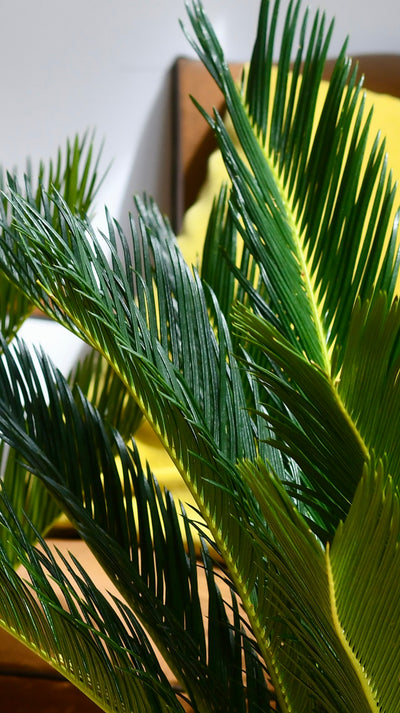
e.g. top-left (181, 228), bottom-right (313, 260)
top-left (266, 143), bottom-right (331, 373)
top-left (326, 544), bottom-right (380, 712)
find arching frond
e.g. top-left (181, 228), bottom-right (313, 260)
top-left (239, 456), bottom-right (400, 713)
top-left (183, 0), bottom-right (400, 522)
top-left (0, 188), bottom-right (285, 702)
top-left (0, 0), bottom-right (399, 711)
top-left (0, 441), bottom-right (60, 564)
top-left (185, 0), bottom-right (400, 361)
top-left (0, 132), bottom-right (106, 340)
top-left (0, 492), bottom-right (182, 713)
top-left (0, 335), bottom-right (269, 713)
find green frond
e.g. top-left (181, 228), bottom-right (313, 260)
top-left (0, 493), bottom-right (182, 713)
top-left (185, 0), bottom-right (399, 371)
top-left (0, 179), bottom-right (311, 710)
top-left (181, 0), bottom-right (400, 527)
top-left (0, 187), bottom-right (263, 499)
top-left (0, 131), bottom-right (106, 335)
top-left (233, 302), bottom-right (367, 536)
top-left (69, 348), bottom-right (143, 442)
top-left (239, 456), bottom-right (398, 712)
top-left (0, 335), bottom-right (269, 713)
top-left (0, 441), bottom-right (60, 564)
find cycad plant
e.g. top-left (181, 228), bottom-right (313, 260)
top-left (0, 0), bottom-right (399, 710)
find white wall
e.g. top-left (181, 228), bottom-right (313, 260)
top-left (0, 0), bottom-right (398, 226)
top-left (1, 0), bottom-right (398, 370)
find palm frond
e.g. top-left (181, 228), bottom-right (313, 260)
top-left (0, 131), bottom-right (106, 339)
top-left (239, 455), bottom-right (397, 712)
top-left (182, 0), bottom-right (400, 521)
top-left (0, 490), bottom-right (182, 713)
top-left (0, 187), bottom-right (272, 561)
top-left (0, 441), bottom-right (60, 565)
top-left (0, 334), bottom-right (269, 713)
top-left (0, 176), bottom-right (304, 710)
top-left (184, 0), bottom-right (399, 365)
top-left (69, 348), bottom-right (143, 443)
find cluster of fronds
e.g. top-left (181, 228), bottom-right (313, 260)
top-left (0, 1), bottom-right (398, 711)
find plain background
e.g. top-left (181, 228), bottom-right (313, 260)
top-left (1, 0), bottom-right (398, 369)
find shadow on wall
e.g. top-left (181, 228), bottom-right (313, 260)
top-left (117, 68), bottom-right (174, 238)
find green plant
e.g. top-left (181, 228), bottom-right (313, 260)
top-left (0, 0), bottom-right (399, 710)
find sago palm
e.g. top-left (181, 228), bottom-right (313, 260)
top-left (0, 0), bottom-right (399, 711)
